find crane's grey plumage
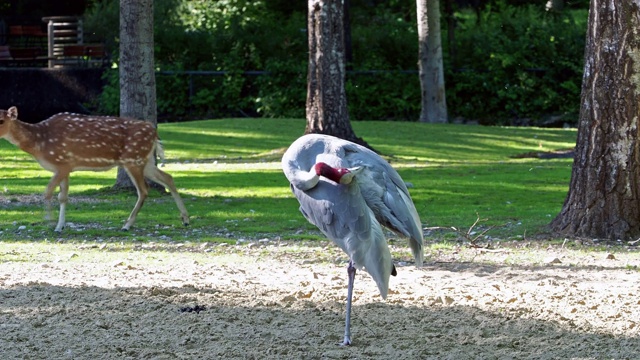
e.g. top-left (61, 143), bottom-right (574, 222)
top-left (282, 133), bottom-right (424, 346)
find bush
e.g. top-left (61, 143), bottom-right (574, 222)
top-left (445, 5), bottom-right (587, 125)
top-left (84, 1), bottom-right (587, 125)
top-left (255, 58), bottom-right (307, 119)
top-left (346, 8), bottom-right (421, 120)
top-left (346, 71), bottom-right (420, 121)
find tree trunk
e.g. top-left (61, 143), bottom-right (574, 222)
top-left (116, 0), bottom-right (157, 189)
top-left (305, 0), bottom-right (369, 149)
top-left (550, 0), bottom-right (640, 240)
top-left (417, 0), bottom-right (447, 123)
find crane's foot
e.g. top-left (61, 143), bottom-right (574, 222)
top-left (339, 336), bottom-right (352, 346)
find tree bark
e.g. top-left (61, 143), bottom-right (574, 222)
top-left (550, 0), bottom-right (640, 240)
top-left (116, 0), bottom-right (157, 189)
top-left (417, 0), bottom-right (447, 123)
top-left (305, 0), bottom-right (369, 149)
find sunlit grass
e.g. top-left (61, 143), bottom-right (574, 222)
top-left (0, 119), bottom-right (577, 243)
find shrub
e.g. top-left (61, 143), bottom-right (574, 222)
top-left (445, 5), bottom-right (587, 125)
top-left (255, 58), bottom-right (307, 119)
top-left (84, 1), bottom-right (587, 125)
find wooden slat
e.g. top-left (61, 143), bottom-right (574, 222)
top-left (10, 47), bottom-right (42, 59)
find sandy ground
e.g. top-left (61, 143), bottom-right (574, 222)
top-left (1, 239), bottom-right (639, 359)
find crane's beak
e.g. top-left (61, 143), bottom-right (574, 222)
top-left (339, 166), bottom-right (363, 185)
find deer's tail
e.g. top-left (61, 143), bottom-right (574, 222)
top-left (155, 138), bottom-right (166, 167)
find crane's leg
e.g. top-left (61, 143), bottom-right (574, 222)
top-left (341, 260), bottom-right (356, 346)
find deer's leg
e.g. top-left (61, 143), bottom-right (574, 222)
top-left (122, 165), bottom-right (148, 231)
top-left (144, 163), bottom-right (189, 226)
top-left (44, 172), bottom-right (68, 230)
top-left (55, 177), bottom-right (70, 232)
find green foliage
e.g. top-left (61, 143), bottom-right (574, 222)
top-left (350, 6), bottom-right (418, 70)
top-left (83, 1), bottom-right (587, 125)
top-left (346, 70), bottom-right (420, 121)
top-left (93, 67), bottom-right (118, 115)
top-left (156, 65), bottom-right (191, 120)
top-left (346, 8), bottom-right (421, 120)
top-left (446, 5), bottom-right (587, 124)
top-left (255, 58), bottom-right (307, 118)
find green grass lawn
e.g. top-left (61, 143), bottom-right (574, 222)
top-left (0, 119), bottom-right (576, 244)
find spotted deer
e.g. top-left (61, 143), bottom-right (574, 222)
top-left (0, 106), bottom-right (190, 231)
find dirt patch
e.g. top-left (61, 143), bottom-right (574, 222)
top-left (0, 241), bottom-right (639, 359)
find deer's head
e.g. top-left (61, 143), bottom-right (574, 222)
top-left (0, 106), bottom-right (18, 137)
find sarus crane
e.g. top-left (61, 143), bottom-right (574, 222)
top-left (281, 133), bottom-right (424, 346)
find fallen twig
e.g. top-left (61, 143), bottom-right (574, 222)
top-left (451, 212), bottom-right (498, 247)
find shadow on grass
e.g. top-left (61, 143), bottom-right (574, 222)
top-left (0, 138), bottom-right (573, 242)
top-left (0, 160), bottom-right (571, 243)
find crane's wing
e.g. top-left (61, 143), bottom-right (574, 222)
top-left (340, 142), bottom-right (424, 266)
top-left (281, 133), bottom-right (423, 267)
top-left (291, 179), bottom-right (394, 298)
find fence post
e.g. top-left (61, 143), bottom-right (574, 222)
top-left (47, 20), bottom-right (54, 68)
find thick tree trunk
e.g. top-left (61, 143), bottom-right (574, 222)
top-left (305, 0), bottom-right (369, 149)
top-left (417, 0), bottom-right (447, 123)
top-left (550, 0), bottom-right (640, 240)
top-left (116, 0), bottom-right (157, 189)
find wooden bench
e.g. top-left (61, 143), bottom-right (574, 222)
top-left (9, 25), bottom-right (47, 37)
top-left (9, 25), bottom-right (47, 48)
top-left (61, 43), bottom-right (107, 67)
top-left (0, 45), bottom-right (50, 67)
top-left (10, 47), bottom-right (43, 59)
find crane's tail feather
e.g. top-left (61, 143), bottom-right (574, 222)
top-left (395, 189), bottom-right (424, 267)
top-left (411, 238), bottom-right (423, 267)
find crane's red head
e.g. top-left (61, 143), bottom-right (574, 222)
top-left (314, 162), bottom-right (351, 184)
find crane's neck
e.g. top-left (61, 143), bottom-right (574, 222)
top-left (293, 168), bottom-right (320, 191)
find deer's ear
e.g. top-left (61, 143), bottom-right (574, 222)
top-left (7, 107), bottom-right (17, 120)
